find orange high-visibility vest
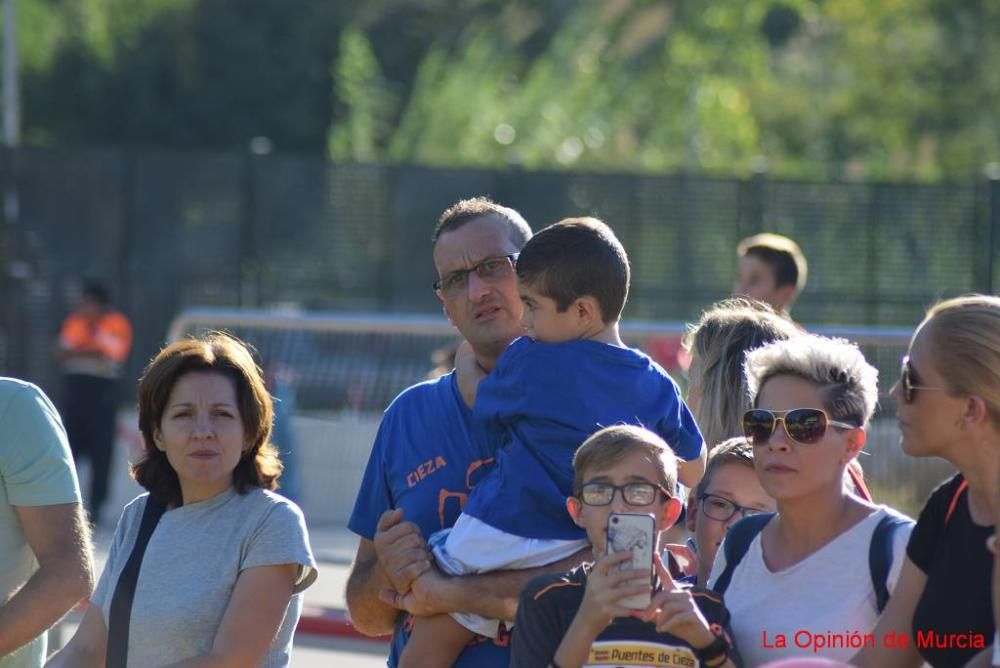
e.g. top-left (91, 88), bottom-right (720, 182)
top-left (60, 310), bottom-right (132, 377)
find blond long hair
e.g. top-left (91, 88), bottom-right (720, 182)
top-left (684, 298), bottom-right (802, 450)
top-left (922, 294), bottom-right (1000, 425)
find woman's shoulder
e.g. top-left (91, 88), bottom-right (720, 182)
top-left (235, 488), bottom-right (306, 516)
top-left (917, 473), bottom-right (967, 520)
top-left (928, 473), bottom-right (966, 504)
top-left (118, 491), bottom-right (152, 522)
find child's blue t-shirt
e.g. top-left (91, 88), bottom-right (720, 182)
top-left (463, 337), bottom-right (703, 541)
top-left (348, 372), bottom-right (510, 667)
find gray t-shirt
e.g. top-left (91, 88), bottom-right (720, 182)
top-left (92, 487), bottom-right (317, 667)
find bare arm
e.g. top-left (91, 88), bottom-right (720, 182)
top-left (389, 547), bottom-right (591, 623)
top-left (345, 509), bottom-right (431, 637)
top-left (852, 556), bottom-right (926, 668)
top-left (45, 603), bottom-right (107, 667)
top-left (677, 443), bottom-right (707, 489)
top-left (161, 563), bottom-right (299, 668)
top-left (0, 503), bottom-right (93, 656)
top-left (345, 539), bottom-right (402, 636)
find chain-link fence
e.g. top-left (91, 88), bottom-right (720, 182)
top-left (1, 146), bottom-right (998, 399)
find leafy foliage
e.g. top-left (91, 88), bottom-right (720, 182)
top-left (11, 0), bottom-right (1000, 179)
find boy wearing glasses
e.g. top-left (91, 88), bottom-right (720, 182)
top-left (399, 218), bottom-right (706, 667)
top-left (512, 425), bottom-right (739, 668)
top-left (683, 437), bottom-right (775, 586)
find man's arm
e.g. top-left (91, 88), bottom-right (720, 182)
top-left (345, 539), bottom-right (401, 636)
top-left (0, 503), bottom-right (94, 656)
top-left (345, 509), bottom-right (432, 637)
top-left (389, 546), bottom-right (591, 623)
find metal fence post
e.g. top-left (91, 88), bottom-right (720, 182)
top-left (989, 171), bottom-right (1000, 294)
top-left (240, 152), bottom-right (260, 308)
top-left (738, 166), bottom-right (768, 237)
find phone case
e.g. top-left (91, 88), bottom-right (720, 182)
top-left (606, 512), bottom-right (656, 610)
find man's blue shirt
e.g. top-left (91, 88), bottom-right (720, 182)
top-left (348, 371), bottom-right (510, 667)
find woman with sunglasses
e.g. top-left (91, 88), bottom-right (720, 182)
top-left (853, 295), bottom-right (999, 668)
top-left (708, 335), bottom-right (913, 666)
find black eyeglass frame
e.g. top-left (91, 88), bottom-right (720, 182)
top-left (578, 481), bottom-right (672, 507)
top-left (432, 253), bottom-right (520, 294)
top-left (697, 492), bottom-right (770, 523)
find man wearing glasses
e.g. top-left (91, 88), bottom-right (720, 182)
top-left (348, 197), bottom-right (557, 667)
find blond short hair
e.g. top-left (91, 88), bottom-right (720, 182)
top-left (744, 335), bottom-right (879, 427)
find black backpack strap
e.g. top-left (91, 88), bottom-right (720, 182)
top-left (106, 495), bottom-right (166, 668)
top-left (868, 510), bottom-right (914, 614)
top-left (712, 512), bottom-right (774, 595)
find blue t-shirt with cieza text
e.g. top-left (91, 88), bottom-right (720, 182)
top-left (464, 337), bottom-right (703, 540)
top-left (348, 371), bottom-right (509, 668)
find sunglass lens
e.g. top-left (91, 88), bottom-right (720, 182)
top-left (785, 409), bottom-right (828, 444)
top-left (901, 363), bottom-right (914, 403)
top-left (743, 410), bottom-right (775, 444)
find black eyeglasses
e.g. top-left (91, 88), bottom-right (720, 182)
top-left (742, 408), bottom-right (857, 446)
top-left (579, 481), bottom-right (671, 507)
top-left (900, 356), bottom-right (947, 403)
top-left (698, 493), bottom-right (769, 522)
top-left (433, 254), bottom-right (519, 296)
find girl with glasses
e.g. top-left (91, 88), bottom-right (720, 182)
top-left (853, 295), bottom-right (1000, 668)
top-left (707, 335), bottom-right (913, 666)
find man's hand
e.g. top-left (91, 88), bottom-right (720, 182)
top-left (638, 553), bottom-right (715, 649)
top-left (373, 508), bottom-right (431, 593)
top-left (379, 565), bottom-right (451, 618)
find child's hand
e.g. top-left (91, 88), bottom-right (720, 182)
top-left (454, 340), bottom-right (486, 408)
top-left (638, 552), bottom-right (716, 649)
top-left (576, 551), bottom-right (652, 634)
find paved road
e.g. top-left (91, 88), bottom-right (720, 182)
top-left (295, 634), bottom-right (389, 667)
top-left (52, 623), bottom-right (390, 667)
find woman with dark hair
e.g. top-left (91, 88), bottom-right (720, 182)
top-left (49, 333), bottom-right (316, 668)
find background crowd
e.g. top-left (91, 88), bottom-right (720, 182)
top-left (0, 196), bottom-right (997, 668)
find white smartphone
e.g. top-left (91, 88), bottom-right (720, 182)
top-left (605, 512), bottom-right (656, 610)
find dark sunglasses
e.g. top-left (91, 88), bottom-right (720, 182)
top-left (899, 356), bottom-right (947, 404)
top-left (579, 481), bottom-right (671, 507)
top-left (743, 408), bottom-right (857, 446)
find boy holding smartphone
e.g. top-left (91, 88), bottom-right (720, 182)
top-left (512, 425), bottom-right (740, 668)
